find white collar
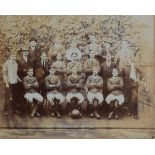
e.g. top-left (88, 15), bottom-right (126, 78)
top-left (92, 75), bottom-right (98, 78)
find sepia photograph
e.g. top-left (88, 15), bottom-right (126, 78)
top-left (0, 15), bottom-right (155, 138)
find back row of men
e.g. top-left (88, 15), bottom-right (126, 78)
top-left (2, 37), bottom-right (142, 120)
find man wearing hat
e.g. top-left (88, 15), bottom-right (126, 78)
top-left (27, 38), bottom-right (41, 69)
top-left (17, 47), bottom-right (30, 80)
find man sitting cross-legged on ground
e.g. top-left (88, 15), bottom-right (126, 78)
top-left (23, 67), bottom-right (43, 118)
top-left (86, 67), bottom-right (104, 119)
top-left (66, 67), bottom-right (85, 117)
top-left (106, 68), bottom-right (124, 119)
top-left (45, 66), bottom-right (65, 118)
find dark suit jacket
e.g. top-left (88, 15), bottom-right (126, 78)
top-left (27, 47), bottom-right (41, 68)
top-left (34, 60), bottom-right (51, 84)
top-left (100, 61), bottom-right (116, 81)
top-left (17, 57), bottom-right (30, 79)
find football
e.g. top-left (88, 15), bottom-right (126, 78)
top-left (71, 109), bottom-right (82, 119)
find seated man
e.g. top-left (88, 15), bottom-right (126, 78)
top-left (23, 67), bottom-right (43, 118)
top-left (86, 67), bottom-right (103, 119)
top-left (106, 68), bottom-right (124, 119)
top-left (66, 67), bottom-right (85, 117)
top-left (45, 66), bottom-right (65, 118)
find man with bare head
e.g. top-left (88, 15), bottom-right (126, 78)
top-left (3, 53), bottom-right (22, 115)
top-left (23, 67), bottom-right (43, 118)
top-left (83, 50), bottom-right (100, 78)
top-left (106, 68), bottom-right (124, 119)
top-left (121, 55), bottom-right (142, 119)
top-left (67, 52), bottom-right (83, 75)
top-left (66, 67), bottom-right (85, 117)
top-left (86, 67), bottom-right (104, 119)
top-left (66, 38), bottom-right (82, 62)
top-left (85, 35), bottom-right (102, 60)
top-left (45, 66), bottom-right (65, 118)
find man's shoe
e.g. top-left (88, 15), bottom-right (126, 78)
top-left (133, 115), bottom-right (139, 119)
top-left (108, 111), bottom-right (114, 120)
top-left (30, 113), bottom-right (35, 118)
top-left (68, 112), bottom-right (72, 117)
top-left (128, 112), bottom-right (132, 117)
top-left (4, 111), bottom-right (9, 116)
top-left (51, 112), bottom-right (55, 117)
top-left (14, 109), bottom-right (21, 115)
top-left (89, 112), bottom-right (94, 118)
top-left (56, 112), bottom-right (61, 118)
top-left (94, 111), bottom-right (101, 119)
top-left (115, 114), bottom-right (119, 119)
top-left (36, 112), bottom-right (41, 117)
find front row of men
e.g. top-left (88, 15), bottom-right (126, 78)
top-left (3, 53), bottom-right (139, 120)
top-left (23, 65), bottom-right (124, 119)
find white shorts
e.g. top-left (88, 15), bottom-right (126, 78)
top-left (47, 93), bottom-right (65, 103)
top-left (106, 94), bottom-right (125, 105)
top-left (87, 91), bottom-right (104, 104)
top-left (24, 92), bottom-right (43, 103)
top-left (66, 93), bottom-right (84, 104)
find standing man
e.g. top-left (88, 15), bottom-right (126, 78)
top-left (17, 47), bottom-right (30, 80)
top-left (2, 53), bottom-right (21, 115)
top-left (100, 53), bottom-right (116, 95)
top-left (35, 52), bottom-right (50, 97)
top-left (86, 67), bottom-right (104, 119)
top-left (27, 38), bottom-right (41, 69)
top-left (121, 55), bottom-right (142, 119)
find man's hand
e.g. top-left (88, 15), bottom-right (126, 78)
top-left (18, 77), bottom-right (22, 82)
top-left (27, 84), bottom-right (32, 87)
top-left (50, 84), bottom-right (56, 87)
top-left (91, 83), bottom-right (96, 86)
top-left (33, 82), bottom-right (38, 86)
top-left (5, 83), bottom-right (9, 88)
